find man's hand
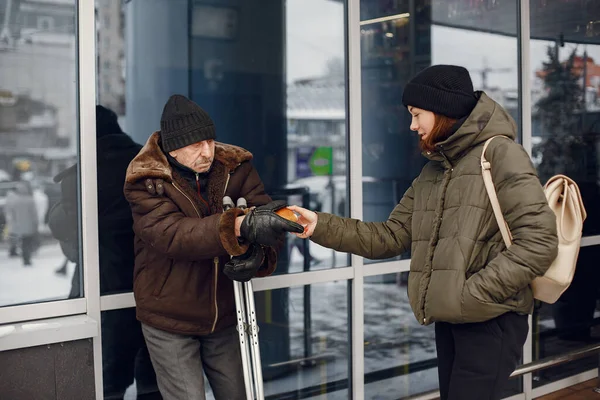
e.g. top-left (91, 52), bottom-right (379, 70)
top-left (239, 200), bottom-right (303, 247)
top-left (223, 243), bottom-right (265, 282)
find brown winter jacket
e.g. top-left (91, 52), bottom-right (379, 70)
top-left (124, 132), bottom-right (277, 335)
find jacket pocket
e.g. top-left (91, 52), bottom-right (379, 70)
top-left (502, 289), bottom-right (523, 308)
top-left (152, 261), bottom-right (173, 297)
top-left (460, 283), bottom-right (515, 324)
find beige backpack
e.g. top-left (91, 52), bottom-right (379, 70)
top-left (481, 136), bottom-right (587, 304)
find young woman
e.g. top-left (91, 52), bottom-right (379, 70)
top-left (290, 65), bottom-right (558, 400)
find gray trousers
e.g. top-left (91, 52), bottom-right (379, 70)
top-left (141, 323), bottom-right (246, 400)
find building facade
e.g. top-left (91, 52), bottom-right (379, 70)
top-left (1, 0), bottom-right (600, 399)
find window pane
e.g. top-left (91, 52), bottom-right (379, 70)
top-left (94, 0), bottom-right (138, 298)
top-left (364, 273), bottom-right (438, 398)
top-left (360, 0), bottom-right (519, 264)
top-left (532, 244), bottom-right (600, 388)
top-left (95, 0), bottom-right (349, 278)
top-left (100, 309), bottom-right (160, 399)
top-left (0, 0), bottom-right (81, 306)
top-left (531, 39), bottom-right (600, 238)
top-left (529, 1), bottom-right (600, 385)
top-left (258, 282), bottom-right (350, 399)
top-left (188, 0), bottom-right (350, 272)
top-left (530, 4), bottom-right (600, 237)
top-left (95, 0), bottom-right (349, 398)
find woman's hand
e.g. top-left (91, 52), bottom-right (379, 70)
top-left (287, 205), bottom-right (318, 238)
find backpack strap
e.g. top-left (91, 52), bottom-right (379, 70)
top-left (481, 136), bottom-right (513, 248)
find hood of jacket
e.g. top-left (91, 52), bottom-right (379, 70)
top-left (425, 92), bottom-right (517, 163)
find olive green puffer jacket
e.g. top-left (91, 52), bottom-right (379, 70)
top-left (311, 92), bottom-right (558, 325)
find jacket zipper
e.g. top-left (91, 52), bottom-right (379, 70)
top-left (194, 172), bottom-right (222, 333)
top-left (180, 171), bottom-right (232, 333)
top-left (209, 171), bottom-right (233, 332)
top-left (172, 182), bottom-right (222, 331)
top-left (175, 171), bottom-right (232, 334)
top-left (193, 173), bottom-right (217, 332)
top-left (438, 148), bottom-right (452, 168)
top-left (211, 257), bottom-right (219, 333)
top-left (172, 182), bottom-right (200, 217)
top-left (421, 149), bottom-right (452, 325)
top-left (195, 173), bottom-right (210, 213)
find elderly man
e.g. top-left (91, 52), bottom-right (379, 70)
top-left (124, 94), bottom-right (302, 400)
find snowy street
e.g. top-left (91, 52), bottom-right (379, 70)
top-left (0, 241), bottom-right (75, 307)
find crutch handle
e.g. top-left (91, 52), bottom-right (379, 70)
top-left (237, 197), bottom-right (247, 210)
top-left (223, 196), bottom-right (234, 211)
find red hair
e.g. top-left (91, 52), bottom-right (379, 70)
top-left (419, 114), bottom-right (458, 152)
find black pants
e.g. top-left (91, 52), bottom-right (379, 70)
top-left (435, 312), bottom-right (529, 400)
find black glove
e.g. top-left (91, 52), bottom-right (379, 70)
top-left (240, 200), bottom-right (304, 247)
top-left (223, 243), bottom-right (265, 282)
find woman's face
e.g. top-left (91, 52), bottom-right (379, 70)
top-left (408, 106), bottom-right (435, 143)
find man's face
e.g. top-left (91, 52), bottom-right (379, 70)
top-left (169, 139), bottom-right (216, 173)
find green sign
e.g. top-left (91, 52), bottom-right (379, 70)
top-left (309, 146), bottom-right (333, 176)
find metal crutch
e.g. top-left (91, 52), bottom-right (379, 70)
top-left (236, 197), bottom-right (264, 400)
top-left (222, 196), bottom-right (264, 400)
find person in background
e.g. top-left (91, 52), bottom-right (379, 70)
top-left (5, 181), bottom-right (37, 266)
top-left (49, 105), bottom-right (158, 399)
top-left (290, 65), bottom-right (558, 400)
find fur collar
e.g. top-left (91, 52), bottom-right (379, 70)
top-left (126, 131), bottom-right (253, 184)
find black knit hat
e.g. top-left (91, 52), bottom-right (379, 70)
top-left (160, 95), bottom-right (216, 152)
top-left (402, 65), bottom-right (478, 119)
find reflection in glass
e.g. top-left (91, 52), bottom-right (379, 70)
top-left (95, 0), bottom-right (350, 398)
top-left (257, 282), bottom-right (350, 399)
top-left (532, 241), bottom-right (600, 386)
top-left (0, 0), bottom-right (80, 306)
top-left (101, 309), bottom-right (159, 399)
top-left (360, 0), bottom-right (519, 265)
top-left (364, 272), bottom-right (438, 399)
top-left (531, 40), bottom-right (600, 236)
top-left (95, 0), bottom-right (348, 275)
top-left (528, 0), bottom-right (600, 387)
top-left (532, 242), bottom-right (600, 387)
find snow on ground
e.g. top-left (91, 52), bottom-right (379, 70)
top-left (0, 241), bottom-right (75, 307)
top-left (0, 239), bottom-right (345, 306)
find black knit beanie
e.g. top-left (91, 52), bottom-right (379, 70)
top-left (160, 95), bottom-right (216, 152)
top-left (402, 65), bottom-right (478, 119)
